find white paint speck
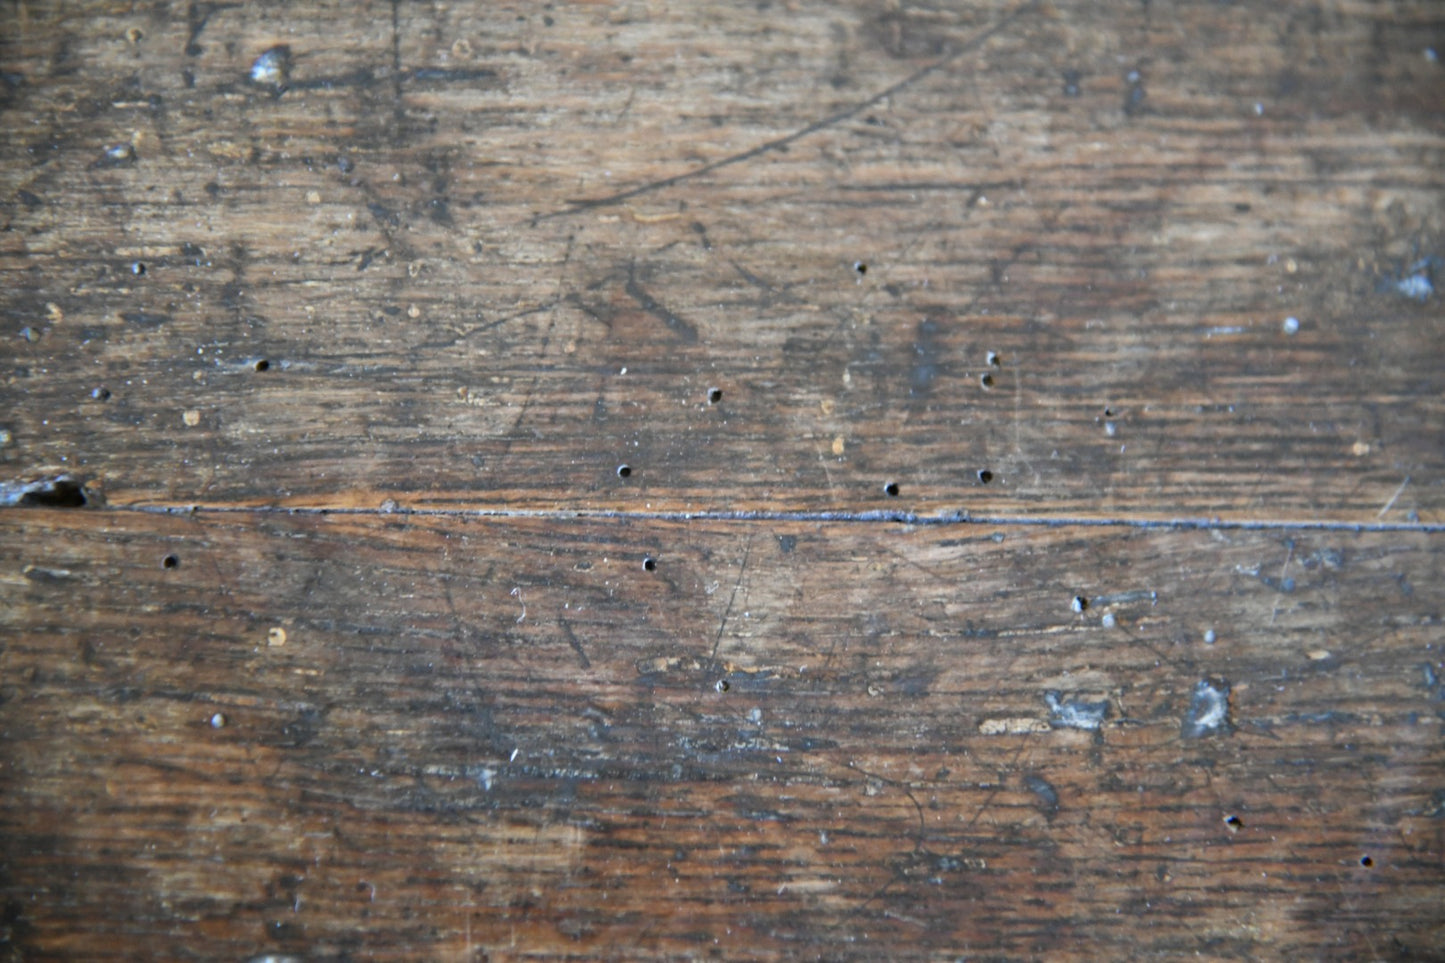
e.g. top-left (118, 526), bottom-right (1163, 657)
top-left (1182, 679), bottom-right (1232, 738)
top-left (249, 46), bottom-right (291, 87)
top-left (1203, 629), bottom-right (1217, 644)
top-left (1045, 691), bottom-right (1107, 731)
top-left (1190, 687), bottom-right (1226, 729)
top-left (1282, 316), bottom-right (1300, 334)
top-left (1395, 273), bottom-right (1434, 301)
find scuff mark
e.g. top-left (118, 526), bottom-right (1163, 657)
top-left (978, 717), bottom-right (1049, 735)
top-left (120, 310), bottom-right (170, 327)
top-left (1023, 772), bottom-right (1059, 818)
top-left (1, 474), bottom-right (102, 508)
top-left (22, 565), bottom-right (75, 583)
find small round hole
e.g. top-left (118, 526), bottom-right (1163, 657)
top-left (642, 556), bottom-right (657, 572)
top-left (162, 554), bottom-right (180, 569)
top-left (1224, 814), bottom-right (1242, 829)
top-left (977, 469), bottom-right (993, 484)
top-left (91, 387), bottom-right (111, 401)
top-left (853, 261), bottom-right (867, 275)
top-left (715, 679), bottom-right (730, 693)
top-left (987, 351), bottom-right (1001, 367)
top-left (253, 359), bottom-right (270, 372)
top-left (131, 261), bottom-right (147, 276)
top-left (1103, 407), bottom-right (1114, 418)
top-left (616, 464), bottom-right (631, 479)
top-left (980, 373), bottom-right (994, 389)
top-left (883, 481), bottom-right (900, 497)
top-left (1359, 855), bottom-right (1373, 867)
top-left (1071, 595), bottom-right (1088, 613)
top-left (707, 387), bottom-right (722, 404)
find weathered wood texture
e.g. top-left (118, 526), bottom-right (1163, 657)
top-left (2, 509), bottom-right (1443, 960)
top-left (1, 0), bottom-right (1442, 520)
top-left (3, 1), bottom-right (1445, 961)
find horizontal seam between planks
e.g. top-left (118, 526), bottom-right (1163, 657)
top-left (68, 504), bottom-right (1445, 534)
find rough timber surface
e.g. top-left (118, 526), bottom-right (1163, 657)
top-left (3, 1), bottom-right (1445, 961)
top-left (0, 0), bottom-right (1441, 520)
top-left (2, 509), bottom-right (1444, 960)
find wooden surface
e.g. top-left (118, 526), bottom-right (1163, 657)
top-left (2, 0), bottom-right (1443, 959)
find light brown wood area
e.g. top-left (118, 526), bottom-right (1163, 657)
top-left (1, 0), bottom-right (1443, 959)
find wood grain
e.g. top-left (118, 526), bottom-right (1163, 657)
top-left (1, 0), bottom-right (1442, 520)
top-left (2, 508), bottom-right (1443, 960)
top-left (3, 2), bottom-right (1445, 960)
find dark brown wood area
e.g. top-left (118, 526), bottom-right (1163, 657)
top-left (1, 0), bottom-right (1443, 959)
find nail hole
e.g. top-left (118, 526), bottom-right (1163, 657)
top-left (616, 464), bottom-right (631, 479)
top-left (1360, 855), bottom-right (1373, 867)
top-left (162, 554), bottom-right (180, 569)
top-left (980, 373), bottom-right (994, 389)
top-left (707, 387), bottom-right (722, 404)
top-left (1103, 407), bottom-right (1114, 418)
top-left (642, 556), bottom-right (657, 572)
top-left (977, 469), bottom-right (993, 484)
top-left (131, 262), bottom-right (146, 276)
top-left (1071, 595), bottom-right (1089, 613)
top-left (1224, 814), bottom-right (1242, 829)
top-left (853, 261), bottom-right (867, 275)
top-left (987, 351), bottom-right (1001, 367)
top-left (715, 679), bottom-right (731, 693)
top-left (91, 387), bottom-right (111, 401)
top-left (253, 359), bottom-right (270, 372)
top-left (883, 481), bottom-right (900, 497)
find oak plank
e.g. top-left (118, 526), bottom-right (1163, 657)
top-left (2, 509), bottom-right (1441, 959)
top-left (1, 1), bottom-right (1442, 520)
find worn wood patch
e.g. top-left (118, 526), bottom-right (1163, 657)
top-left (1, 1), bottom-right (1442, 520)
top-left (2, 509), bottom-right (1441, 959)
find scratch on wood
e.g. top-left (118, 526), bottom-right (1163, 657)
top-left (537, 0), bottom-right (1040, 219)
top-left (625, 263), bottom-right (698, 343)
top-left (559, 618), bottom-right (592, 670)
top-left (185, 2), bottom-right (240, 57)
top-left (709, 534), bottom-right (753, 660)
top-left (1378, 476), bottom-right (1410, 518)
